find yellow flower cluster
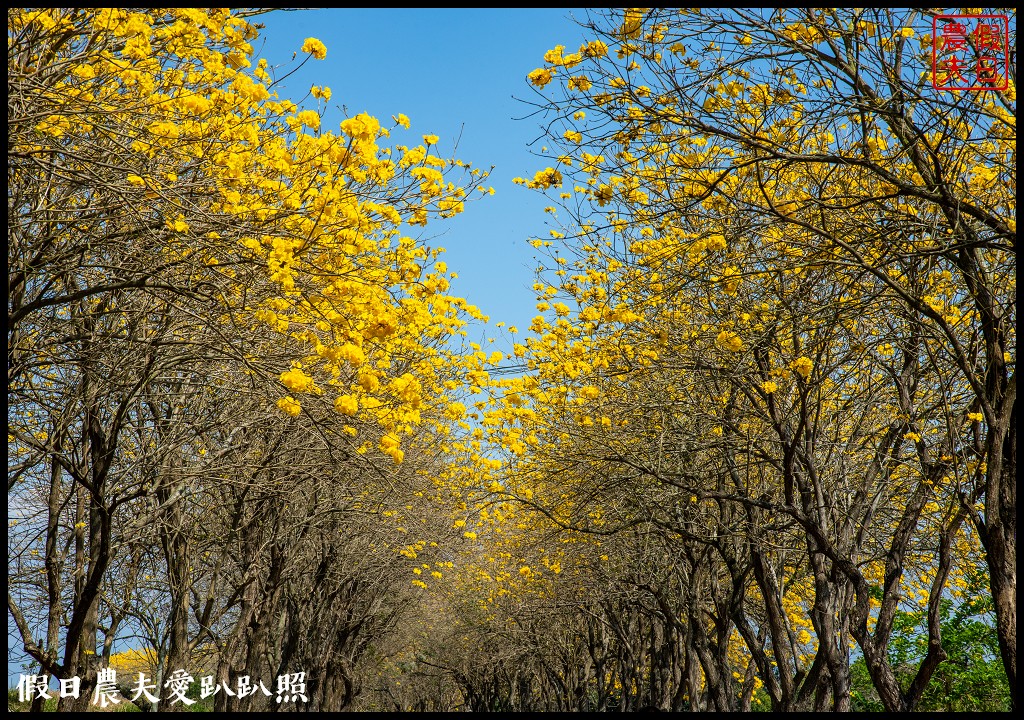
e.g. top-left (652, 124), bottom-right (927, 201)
top-left (528, 68), bottom-right (555, 87)
top-left (277, 396), bottom-right (301, 417)
top-left (717, 330), bottom-right (743, 352)
top-left (10, 9), bottom-right (496, 468)
top-left (300, 37), bottom-right (327, 59)
top-left (790, 356), bottom-right (813, 378)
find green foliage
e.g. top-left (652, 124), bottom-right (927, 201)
top-left (851, 567), bottom-right (1010, 712)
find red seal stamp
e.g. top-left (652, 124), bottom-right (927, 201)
top-left (932, 14), bottom-right (1010, 91)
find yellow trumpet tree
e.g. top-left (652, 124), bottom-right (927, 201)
top-left (8, 7), bottom-right (491, 710)
top-left (478, 6), bottom-right (1012, 712)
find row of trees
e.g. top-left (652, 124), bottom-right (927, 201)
top-left (8, 8), bottom-right (488, 711)
top-left (8, 7), bottom-right (1013, 713)
top-left (427, 7), bottom-right (1012, 713)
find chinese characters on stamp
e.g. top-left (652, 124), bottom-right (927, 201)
top-left (932, 14), bottom-right (1010, 91)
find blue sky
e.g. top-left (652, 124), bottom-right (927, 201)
top-left (254, 8), bottom-right (594, 352)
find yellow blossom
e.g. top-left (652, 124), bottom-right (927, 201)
top-left (301, 37), bottom-right (327, 59)
top-left (333, 395), bottom-right (358, 416)
top-left (716, 330), bottom-right (743, 352)
top-left (280, 368), bottom-right (315, 393)
top-left (791, 356), bottom-right (813, 378)
top-left (528, 68), bottom-right (554, 87)
top-left (276, 396), bottom-right (301, 417)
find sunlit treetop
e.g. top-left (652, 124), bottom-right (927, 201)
top-left (9, 8), bottom-right (500, 462)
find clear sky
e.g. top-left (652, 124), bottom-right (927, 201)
top-left (253, 8), bottom-right (594, 353)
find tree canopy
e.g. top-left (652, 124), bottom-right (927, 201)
top-left (8, 7), bottom-right (1014, 713)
